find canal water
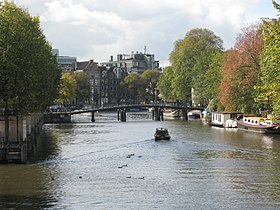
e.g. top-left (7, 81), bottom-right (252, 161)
top-left (1, 111), bottom-right (280, 209)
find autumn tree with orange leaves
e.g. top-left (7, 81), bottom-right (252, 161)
top-left (220, 24), bottom-right (264, 113)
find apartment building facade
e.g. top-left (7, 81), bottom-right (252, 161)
top-left (100, 52), bottom-right (160, 74)
top-left (73, 60), bottom-right (127, 106)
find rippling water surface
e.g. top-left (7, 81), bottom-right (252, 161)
top-left (1, 111), bottom-right (280, 209)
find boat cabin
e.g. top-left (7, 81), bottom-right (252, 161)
top-left (211, 112), bottom-right (243, 127)
top-left (243, 117), bottom-right (273, 126)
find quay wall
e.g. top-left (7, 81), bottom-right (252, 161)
top-left (0, 112), bottom-right (43, 163)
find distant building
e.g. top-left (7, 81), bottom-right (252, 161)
top-left (97, 66), bottom-right (128, 106)
top-left (100, 51), bottom-right (160, 74)
top-left (73, 60), bottom-right (127, 106)
top-left (52, 49), bottom-right (160, 106)
top-left (52, 49), bottom-right (77, 72)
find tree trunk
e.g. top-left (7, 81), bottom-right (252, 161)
top-left (4, 108), bottom-right (9, 145)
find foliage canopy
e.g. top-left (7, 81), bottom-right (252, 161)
top-left (55, 73), bottom-right (77, 105)
top-left (0, 1), bottom-right (61, 114)
top-left (257, 0), bottom-right (280, 115)
top-left (168, 28), bottom-right (224, 104)
top-left (220, 24), bottom-right (263, 113)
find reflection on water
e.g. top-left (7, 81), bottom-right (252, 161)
top-left (0, 164), bottom-right (58, 209)
top-left (1, 111), bottom-right (280, 209)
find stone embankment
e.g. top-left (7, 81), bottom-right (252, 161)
top-left (0, 112), bottom-right (43, 163)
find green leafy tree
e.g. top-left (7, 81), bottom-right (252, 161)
top-left (75, 72), bottom-right (91, 104)
top-left (193, 51), bottom-right (224, 110)
top-left (0, 1), bottom-right (61, 143)
top-left (55, 73), bottom-right (77, 105)
top-left (123, 73), bottom-right (144, 103)
top-left (157, 66), bottom-right (176, 102)
top-left (141, 69), bottom-right (161, 103)
top-left (141, 70), bottom-right (161, 89)
top-left (169, 28), bottom-right (223, 103)
top-left (257, 0), bottom-right (280, 116)
top-left (169, 39), bottom-right (191, 101)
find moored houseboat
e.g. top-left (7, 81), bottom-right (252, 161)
top-left (210, 112), bottom-right (243, 128)
top-left (237, 116), bottom-right (280, 134)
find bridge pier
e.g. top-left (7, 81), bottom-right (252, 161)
top-left (153, 108), bottom-right (164, 121)
top-left (121, 109), bottom-right (126, 122)
top-left (182, 109), bottom-right (188, 120)
top-left (159, 108), bottom-right (164, 121)
top-left (91, 111), bottom-right (95, 122)
top-left (44, 113), bottom-right (71, 123)
top-left (154, 108), bottom-right (159, 121)
top-left (117, 109), bottom-right (126, 122)
top-left (156, 108), bottom-right (159, 121)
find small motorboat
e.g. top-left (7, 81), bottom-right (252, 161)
top-left (187, 110), bottom-right (202, 119)
top-left (154, 128), bottom-right (171, 141)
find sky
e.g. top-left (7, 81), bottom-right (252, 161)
top-left (12, 0), bottom-right (279, 67)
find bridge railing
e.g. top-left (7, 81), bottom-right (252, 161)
top-left (44, 103), bottom-right (205, 115)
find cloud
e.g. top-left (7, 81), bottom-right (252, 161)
top-left (13, 0), bottom-right (277, 66)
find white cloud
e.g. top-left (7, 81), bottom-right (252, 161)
top-left (13, 0), bottom-right (278, 65)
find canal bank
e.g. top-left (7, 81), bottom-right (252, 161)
top-left (0, 113), bottom-right (44, 163)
